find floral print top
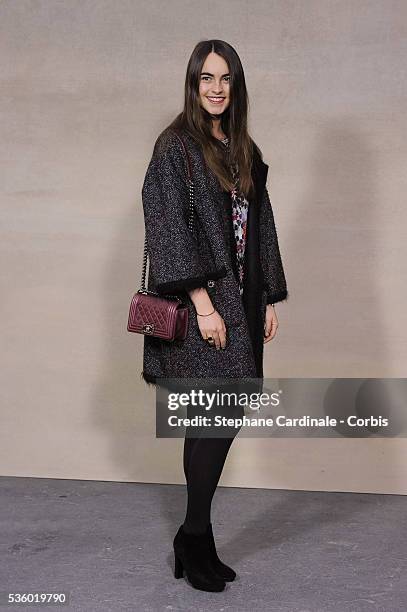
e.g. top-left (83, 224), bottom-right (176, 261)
top-left (221, 136), bottom-right (249, 296)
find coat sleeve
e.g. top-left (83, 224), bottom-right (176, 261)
top-left (141, 131), bottom-right (219, 295)
top-left (259, 185), bottom-right (289, 305)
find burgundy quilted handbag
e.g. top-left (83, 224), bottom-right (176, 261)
top-left (127, 130), bottom-right (194, 342)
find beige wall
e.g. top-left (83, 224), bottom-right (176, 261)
top-left (1, 1), bottom-right (406, 493)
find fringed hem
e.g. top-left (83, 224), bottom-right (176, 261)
top-left (267, 289), bottom-right (289, 305)
top-left (155, 265), bottom-right (227, 295)
top-left (140, 370), bottom-right (158, 387)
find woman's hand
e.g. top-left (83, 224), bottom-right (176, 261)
top-left (264, 304), bottom-right (278, 343)
top-left (197, 310), bottom-right (227, 350)
top-left (187, 287), bottom-right (227, 350)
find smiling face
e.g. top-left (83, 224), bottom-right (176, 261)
top-left (199, 51), bottom-right (231, 116)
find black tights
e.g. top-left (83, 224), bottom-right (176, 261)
top-left (182, 390), bottom-right (244, 535)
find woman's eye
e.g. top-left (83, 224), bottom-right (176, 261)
top-left (201, 76), bottom-right (230, 82)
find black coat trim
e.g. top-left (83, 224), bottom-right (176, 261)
top-left (155, 265), bottom-right (227, 295)
top-left (266, 288), bottom-right (289, 304)
top-left (141, 370), bottom-right (157, 386)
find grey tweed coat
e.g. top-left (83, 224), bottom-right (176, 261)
top-left (140, 126), bottom-right (288, 387)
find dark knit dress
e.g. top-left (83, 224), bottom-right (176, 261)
top-left (220, 137), bottom-right (266, 379)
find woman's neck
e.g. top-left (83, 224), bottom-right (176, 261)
top-left (211, 119), bottom-right (226, 141)
top-left (213, 131), bottom-right (227, 142)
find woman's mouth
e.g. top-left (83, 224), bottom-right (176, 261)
top-left (207, 97), bottom-right (225, 105)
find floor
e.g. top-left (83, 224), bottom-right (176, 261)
top-left (1, 477), bottom-right (405, 611)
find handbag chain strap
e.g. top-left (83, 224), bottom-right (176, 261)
top-left (140, 129), bottom-right (195, 299)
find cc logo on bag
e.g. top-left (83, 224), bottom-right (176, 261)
top-left (143, 323), bottom-right (155, 334)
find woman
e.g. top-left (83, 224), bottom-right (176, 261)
top-left (141, 40), bottom-right (288, 592)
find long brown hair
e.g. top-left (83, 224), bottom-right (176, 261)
top-left (168, 39), bottom-right (263, 199)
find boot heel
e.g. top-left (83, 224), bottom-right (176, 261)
top-left (172, 524), bottom-right (226, 592)
top-left (174, 554), bottom-right (183, 578)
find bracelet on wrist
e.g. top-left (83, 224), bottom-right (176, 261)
top-left (196, 308), bottom-right (215, 317)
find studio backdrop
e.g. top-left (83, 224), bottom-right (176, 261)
top-left (1, 0), bottom-right (406, 493)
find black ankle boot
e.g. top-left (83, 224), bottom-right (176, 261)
top-left (206, 523), bottom-right (236, 581)
top-left (173, 525), bottom-right (226, 592)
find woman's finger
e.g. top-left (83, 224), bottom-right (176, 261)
top-left (213, 330), bottom-right (221, 350)
top-left (205, 329), bottom-right (220, 349)
top-left (219, 327), bottom-right (227, 349)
